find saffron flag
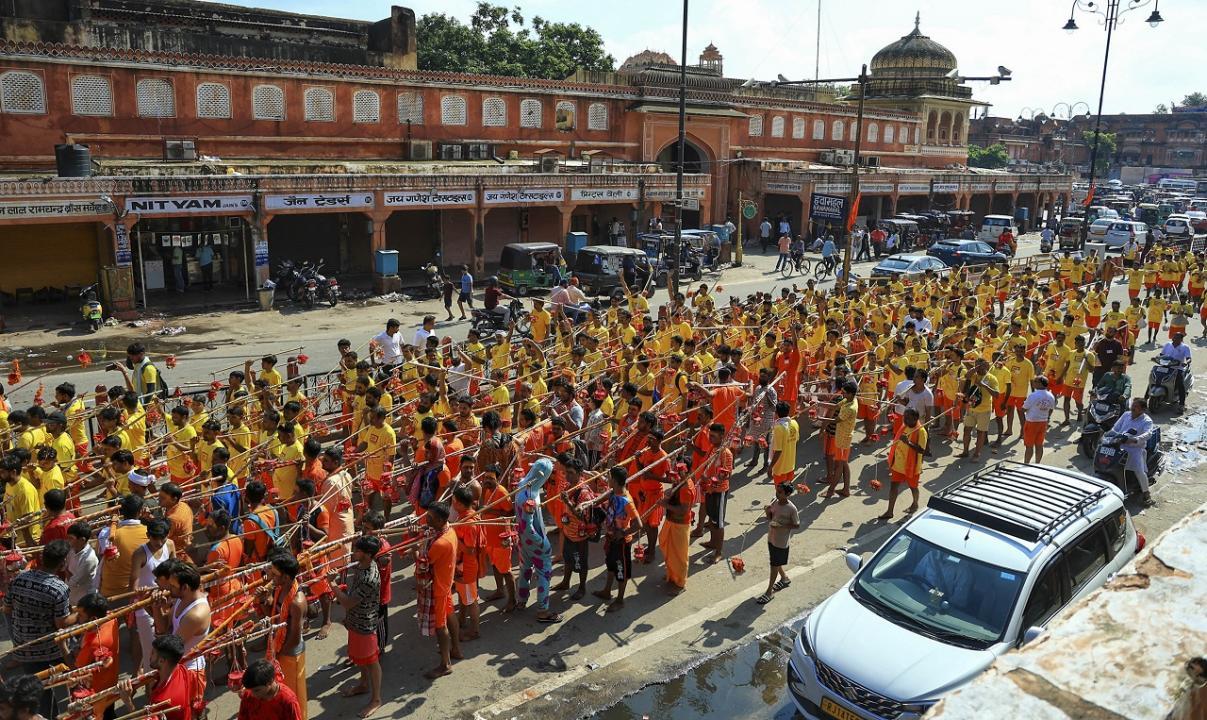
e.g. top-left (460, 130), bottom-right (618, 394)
top-left (1082, 184), bottom-right (1095, 207)
top-left (846, 192), bottom-right (862, 231)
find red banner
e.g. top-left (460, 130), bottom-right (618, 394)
top-left (846, 192), bottom-right (862, 231)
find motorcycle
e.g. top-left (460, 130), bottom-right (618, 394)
top-left (303, 259), bottom-right (340, 308)
top-left (273, 260), bottom-right (306, 302)
top-left (1093, 428), bottom-right (1165, 498)
top-left (471, 298), bottom-right (530, 338)
top-left (1078, 390), bottom-right (1126, 459)
top-left (80, 283), bottom-right (103, 333)
top-left (419, 261), bottom-right (443, 299)
top-left (1145, 356), bottom-right (1192, 412)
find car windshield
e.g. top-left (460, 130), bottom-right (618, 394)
top-left (851, 531), bottom-right (1025, 648)
top-left (879, 258), bottom-right (913, 270)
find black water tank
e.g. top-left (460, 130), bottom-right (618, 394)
top-left (54, 143), bottom-right (92, 178)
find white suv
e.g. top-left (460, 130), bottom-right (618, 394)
top-left (786, 462), bottom-right (1141, 720)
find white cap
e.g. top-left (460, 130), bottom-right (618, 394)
top-left (128, 470), bottom-right (154, 488)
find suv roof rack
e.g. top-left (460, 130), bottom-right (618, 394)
top-left (926, 461), bottom-right (1109, 544)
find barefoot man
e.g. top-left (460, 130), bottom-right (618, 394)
top-left (331, 535), bottom-right (382, 717)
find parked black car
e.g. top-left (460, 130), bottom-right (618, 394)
top-left (926, 239), bottom-right (1009, 268)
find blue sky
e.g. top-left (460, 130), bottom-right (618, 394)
top-left (208, 0), bottom-right (1203, 119)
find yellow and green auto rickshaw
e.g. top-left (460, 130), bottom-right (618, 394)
top-left (497, 242), bottom-right (566, 296)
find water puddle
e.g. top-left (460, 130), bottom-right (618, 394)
top-left (591, 622), bottom-right (805, 720)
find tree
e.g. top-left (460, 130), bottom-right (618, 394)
top-left (1082, 130), bottom-right (1117, 176)
top-left (1154, 103), bottom-right (1169, 114)
top-left (1181, 92), bottom-right (1207, 108)
top-left (417, 3), bottom-right (615, 79)
top-left (967, 143), bottom-right (1010, 169)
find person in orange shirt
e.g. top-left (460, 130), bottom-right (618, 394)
top-left (694, 424), bottom-right (733, 564)
top-left (627, 430), bottom-right (670, 563)
top-left (476, 464), bottom-right (517, 612)
top-left (418, 501), bottom-right (462, 679)
top-left (657, 461), bottom-right (696, 595)
top-left (772, 336), bottom-right (802, 414)
top-left (74, 592), bottom-right (120, 720)
top-left (553, 458), bottom-right (596, 600)
top-left (157, 482), bottom-right (193, 560)
top-left (878, 407), bottom-right (928, 521)
top-left (241, 480), bottom-right (278, 564)
top-left (450, 486), bottom-right (483, 640)
top-left (292, 478), bottom-right (334, 640)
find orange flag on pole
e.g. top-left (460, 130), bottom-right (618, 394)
top-left (846, 192), bottom-right (862, 231)
top-left (1082, 184), bottom-right (1095, 207)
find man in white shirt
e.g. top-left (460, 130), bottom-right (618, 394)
top-left (1109, 397), bottom-right (1156, 505)
top-left (1021, 376), bottom-right (1057, 463)
top-left (903, 369), bottom-right (934, 426)
top-left (372, 318), bottom-right (403, 377)
top-left (65, 520), bottom-right (99, 605)
top-left (759, 218), bottom-right (772, 252)
top-left (413, 314), bottom-right (436, 349)
top-left (1040, 224), bottom-right (1054, 250)
top-left (1159, 332), bottom-right (1192, 409)
top-left (887, 232), bottom-right (900, 252)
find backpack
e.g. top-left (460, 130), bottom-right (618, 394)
top-left (244, 508), bottom-right (284, 553)
top-left (417, 467), bottom-right (441, 509)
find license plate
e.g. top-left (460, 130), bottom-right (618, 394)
top-left (821, 697), bottom-right (867, 720)
top-left (1099, 447), bottom-right (1115, 457)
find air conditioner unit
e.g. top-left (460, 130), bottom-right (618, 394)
top-left (467, 143), bottom-right (492, 160)
top-left (862, 156), bottom-right (881, 168)
top-left (438, 143), bottom-right (463, 161)
top-left (819, 150), bottom-right (836, 164)
top-left (833, 149), bottom-right (855, 165)
top-left (163, 139), bottom-right (197, 162)
top-left (540, 156), bottom-right (560, 173)
top-left (408, 140), bottom-right (433, 161)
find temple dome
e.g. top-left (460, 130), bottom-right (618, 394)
top-left (870, 13), bottom-right (957, 78)
top-left (619, 50), bottom-right (677, 73)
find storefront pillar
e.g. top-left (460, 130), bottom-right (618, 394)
top-left (472, 206), bottom-right (486, 276)
top-left (101, 215), bottom-right (138, 317)
top-left (252, 213), bottom-right (271, 286)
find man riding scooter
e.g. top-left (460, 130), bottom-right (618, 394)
top-left (483, 276), bottom-right (509, 325)
top-left (1107, 397), bottom-right (1156, 506)
top-left (1157, 332), bottom-right (1192, 411)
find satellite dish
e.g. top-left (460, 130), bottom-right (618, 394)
top-left (945, 68), bottom-right (960, 80)
top-left (777, 73), bottom-right (790, 83)
top-left (741, 78), bottom-right (758, 88)
top-left (998, 65), bottom-right (1013, 77)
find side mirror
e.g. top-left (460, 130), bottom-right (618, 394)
top-left (1021, 626), bottom-right (1045, 645)
top-left (845, 552), bottom-right (863, 574)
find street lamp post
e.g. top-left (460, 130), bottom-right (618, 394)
top-left (671, 0), bottom-right (689, 298)
top-left (1063, 0), bottom-right (1164, 200)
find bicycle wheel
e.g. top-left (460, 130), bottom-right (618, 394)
top-left (814, 260), bottom-right (832, 280)
top-left (780, 261), bottom-right (794, 279)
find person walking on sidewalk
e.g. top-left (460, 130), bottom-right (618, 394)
top-left (759, 218), bottom-right (772, 253)
top-left (757, 483), bottom-right (799, 605)
top-left (458, 266), bottom-right (474, 320)
top-left (773, 234), bottom-right (791, 271)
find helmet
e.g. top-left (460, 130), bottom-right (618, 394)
top-left (489, 276), bottom-right (499, 284)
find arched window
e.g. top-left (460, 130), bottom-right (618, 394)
top-left (397, 91), bottom-right (423, 124)
top-left (952, 119), bottom-right (962, 143)
top-left (135, 78), bottom-right (174, 118)
top-left (195, 82), bottom-right (231, 119)
top-left (749, 114), bottom-right (763, 137)
top-left (812, 119), bottom-right (825, 140)
top-left (914, 126), bottom-right (921, 144)
top-left (555, 101), bottom-right (576, 129)
top-left (850, 122), bottom-right (857, 142)
top-left (770, 116), bottom-right (785, 138)
top-left (71, 75), bottom-right (113, 117)
top-left (831, 119), bottom-right (844, 141)
top-left (0, 71), bottom-right (46, 114)
top-left (792, 117), bottom-right (806, 139)
top-left (353, 90), bottom-right (380, 123)
top-left (867, 122), bottom-right (878, 143)
top-left (901, 124), bottom-right (909, 144)
top-left (520, 98), bottom-right (542, 128)
top-left (252, 84), bottom-right (285, 120)
top-left (482, 97), bottom-right (506, 127)
top-left (441, 95), bottom-right (467, 125)
top-left (884, 124), bottom-right (894, 144)
top-left (304, 87), bottom-right (335, 121)
top-left (588, 103), bottom-right (608, 131)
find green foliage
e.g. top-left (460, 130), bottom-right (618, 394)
top-left (417, 3), bottom-right (615, 79)
top-left (1154, 103), bottom-right (1168, 114)
top-left (1082, 130), bottom-right (1117, 175)
top-left (1181, 92), bottom-right (1207, 108)
top-left (967, 143), bottom-right (1010, 169)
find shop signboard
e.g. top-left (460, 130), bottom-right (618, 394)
top-left (125, 195), bottom-right (254, 215)
top-left (383, 190), bottom-right (476, 207)
top-left (0, 198), bottom-right (112, 218)
top-left (483, 188), bottom-right (565, 204)
top-left (254, 240), bottom-right (270, 269)
top-left (815, 183), bottom-right (851, 194)
top-left (932, 183), bottom-right (960, 193)
top-left (860, 183), bottom-right (895, 194)
top-left (114, 224), bottom-right (132, 267)
top-left (646, 187), bottom-right (705, 200)
top-left (765, 182), bottom-right (803, 194)
top-left (995, 182), bottom-right (1018, 191)
top-left (898, 183), bottom-right (932, 194)
top-left (570, 187), bottom-right (639, 202)
top-left (265, 193), bottom-right (375, 211)
top-left (810, 193), bottom-right (848, 222)
top-left (970, 183), bottom-right (993, 192)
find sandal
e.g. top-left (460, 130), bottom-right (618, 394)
top-left (772, 579), bottom-right (791, 592)
top-left (536, 613), bottom-right (563, 624)
top-left (756, 593), bottom-right (773, 605)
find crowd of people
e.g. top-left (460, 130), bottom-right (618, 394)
top-left (0, 237), bottom-right (1200, 719)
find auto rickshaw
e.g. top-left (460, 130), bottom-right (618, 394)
top-left (497, 242), bottom-right (566, 296)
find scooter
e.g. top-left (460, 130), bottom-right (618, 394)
top-left (1078, 389), bottom-right (1126, 459)
top-left (419, 261), bottom-right (443, 299)
top-left (1145, 356), bottom-right (1192, 412)
top-left (1093, 428), bottom-right (1165, 498)
top-left (80, 284), bottom-right (103, 332)
top-left (471, 298), bottom-right (530, 338)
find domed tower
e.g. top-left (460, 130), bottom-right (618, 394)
top-left (618, 50), bottom-right (678, 74)
top-left (858, 13), bottom-right (986, 153)
top-left (699, 43), bottom-right (723, 75)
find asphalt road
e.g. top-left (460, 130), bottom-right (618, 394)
top-left (4, 234), bottom-right (1206, 720)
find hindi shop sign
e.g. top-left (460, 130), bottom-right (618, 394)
top-left (932, 183), bottom-right (960, 193)
top-left (765, 182), bottom-right (803, 194)
top-left (265, 193), bottom-right (375, 211)
top-left (810, 193), bottom-right (848, 222)
top-left (484, 188), bottom-right (565, 204)
top-left (125, 195), bottom-right (253, 215)
top-left (0, 199), bottom-right (113, 219)
top-left (383, 190), bottom-right (476, 208)
top-left (646, 187), bottom-right (706, 201)
top-left (897, 183), bottom-right (932, 194)
top-left (570, 187), bottom-right (639, 202)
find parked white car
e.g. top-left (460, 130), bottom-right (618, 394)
top-left (787, 462), bottom-right (1141, 720)
top-left (1103, 220), bottom-right (1148, 250)
top-left (1164, 214), bottom-right (1193, 237)
top-left (975, 214), bottom-right (1018, 244)
top-left (1086, 217), bottom-right (1114, 239)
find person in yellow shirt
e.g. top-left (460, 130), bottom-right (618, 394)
top-left (821, 383), bottom-right (858, 498)
top-left (1002, 345), bottom-right (1035, 438)
top-left (257, 354), bottom-right (285, 394)
top-left (2, 455), bottom-right (42, 545)
top-left (53, 382), bottom-right (90, 451)
top-left (657, 354), bottom-right (691, 413)
top-left (358, 406), bottom-right (398, 517)
top-left (1061, 335), bottom-right (1096, 423)
top-left (272, 422), bottom-right (304, 502)
top-left (164, 405), bottom-right (198, 484)
top-left (34, 446), bottom-right (65, 494)
top-left (879, 407), bottom-right (927, 521)
top-left (530, 298), bottom-right (552, 344)
top-left (1145, 292), bottom-right (1167, 345)
top-left (1041, 331), bottom-right (1071, 393)
top-left (1127, 266), bottom-right (1144, 301)
top-left (958, 358), bottom-right (1000, 461)
top-left (768, 401), bottom-right (800, 486)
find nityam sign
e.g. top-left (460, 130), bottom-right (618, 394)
top-left (570, 188), bottom-right (639, 202)
top-left (0, 199), bottom-right (112, 218)
top-left (265, 193), bottom-right (374, 211)
top-left (810, 193), bottom-right (848, 222)
top-left (384, 190), bottom-right (476, 207)
top-left (125, 195), bottom-right (253, 215)
top-left (484, 188), bottom-right (564, 204)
